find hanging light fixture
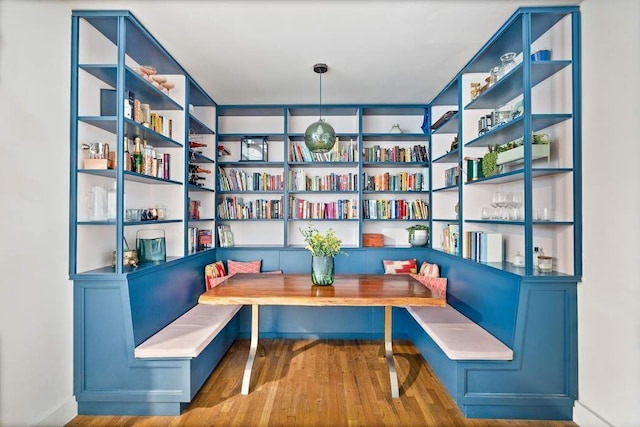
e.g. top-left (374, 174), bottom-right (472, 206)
top-left (304, 63), bottom-right (336, 153)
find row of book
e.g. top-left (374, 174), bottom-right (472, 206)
top-left (187, 227), bottom-right (212, 254)
top-left (362, 145), bottom-right (428, 163)
top-left (288, 170), bottom-right (358, 192)
top-left (130, 95), bottom-right (173, 139)
top-left (362, 199), bottom-right (429, 220)
top-left (363, 171), bottom-right (424, 192)
top-left (218, 167), bottom-right (284, 192)
top-left (463, 231), bottom-right (503, 263)
top-left (444, 166), bottom-right (460, 187)
top-left (289, 196), bottom-right (358, 220)
top-left (217, 196), bottom-right (284, 219)
top-left (288, 139), bottom-right (358, 163)
top-left (188, 199), bottom-right (201, 219)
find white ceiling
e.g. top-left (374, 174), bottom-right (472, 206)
top-left (65, 0), bottom-right (581, 106)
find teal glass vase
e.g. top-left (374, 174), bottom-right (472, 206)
top-left (311, 256), bottom-right (335, 285)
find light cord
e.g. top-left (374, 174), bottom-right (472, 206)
top-left (319, 72), bottom-right (323, 120)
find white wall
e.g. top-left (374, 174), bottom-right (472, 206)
top-left (0, 1), bottom-right (76, 426)
top-left (574, 1), bottom-right (640, 426)
top-left (0, 1), bottom-right (638, 426)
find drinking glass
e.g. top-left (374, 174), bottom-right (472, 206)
top-left (512, 191), bottom-right (523, 219)
top-left (495, 191), bottom-right (507, 219)
top-left (490, 192), bottom-right (499, 219)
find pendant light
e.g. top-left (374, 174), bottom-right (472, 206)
top-left (304, 63), bottom-right (336, 153)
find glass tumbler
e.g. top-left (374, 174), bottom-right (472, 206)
top-left (500, 52), bottom-right (517, 76)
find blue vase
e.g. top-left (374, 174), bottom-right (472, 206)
top-left (311, 256), bottom-right (335, 285)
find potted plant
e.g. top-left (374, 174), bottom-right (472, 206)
top-left (482, 134), bottom-right (550, 177)
top-left (482, 146), bottom-right (499, 177)
top-left (300, 224), bottom-right (345, 285)
top-left (406, 224), bottom-right (429, 247)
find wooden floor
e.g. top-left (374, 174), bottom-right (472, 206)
top-left (67, 339), bottom-right (577, 427)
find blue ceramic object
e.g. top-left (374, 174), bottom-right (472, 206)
top-left (421, 108), bottom-right (430, 134)
top-left (531, 49), bottom-right (551, 61)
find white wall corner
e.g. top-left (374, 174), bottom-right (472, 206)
top-left (574, 401), bottom-right (613, 427)
top-left (34, 398), bottom-right (77, 427)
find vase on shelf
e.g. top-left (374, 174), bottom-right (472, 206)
top-left (409, 229), bottom-right (428, 247)
top-left (311, 256), bottom-right (335, 286)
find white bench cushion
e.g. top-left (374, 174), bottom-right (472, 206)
top-left (135, 304), bottom-right (241, 358)
top-left (406, 305), bottom-right (513, 361)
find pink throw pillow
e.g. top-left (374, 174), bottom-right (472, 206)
top-left (410, 273), bottom-right (447, 299)
top-left (418, 261), bottom-right (440, 278)
top-left (205, 273), bottom-right (235, 291)
top-left (227, 259), bottom-right (262, 275)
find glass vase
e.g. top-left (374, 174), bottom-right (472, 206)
top-left (311, 256), bottom-right (335, 286)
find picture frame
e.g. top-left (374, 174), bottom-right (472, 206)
top-left (217, 225), bottom-right (235, 248)
top-left (240, 136), bottom-right (268, 161)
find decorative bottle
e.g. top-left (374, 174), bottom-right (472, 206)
top-left (533, 247), bottom-right (542, 269)
top-left (133, 137), bottom-right (143, 174)
top-left (123, 137), bottom-right (132, 171)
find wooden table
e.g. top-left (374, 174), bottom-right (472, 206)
top-left (198, 273), bottom-right (446, 398)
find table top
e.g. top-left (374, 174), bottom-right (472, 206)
top-left (198, 274), bottom-right (446, 307)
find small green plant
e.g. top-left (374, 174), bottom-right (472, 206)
top-left (300, 224), bottom-right (345, 257)
top-left (482, 150), bottom-right (498, 177)
top-left (406, 224), bottom-right (428, 241)
top-left (482, 133), bottom-right (549, 178)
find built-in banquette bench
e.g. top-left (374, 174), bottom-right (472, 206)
top-left (73, 252), bottom-right (238, 416)
top-left (74, 247), bottom-right (577, 420)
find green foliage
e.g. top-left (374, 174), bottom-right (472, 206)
top-left (406, 224), bottom-right (428, 231)
top-left (482, 133), bottom-right (549, 178)
top-left (482, 151), bottom-right (498, 177)
top-left (300, 224), bottom-right (345, 257)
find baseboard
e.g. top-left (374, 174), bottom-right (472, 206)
top-left (573, 401), bottom-right (613, 427)
top-left (35, 397), bottom-right (77, 427)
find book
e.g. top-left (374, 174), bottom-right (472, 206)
top-left (480, 233), bottom-right (503, 263)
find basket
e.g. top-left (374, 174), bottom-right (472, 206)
top-left (363, 233), bottom-right (384, 247)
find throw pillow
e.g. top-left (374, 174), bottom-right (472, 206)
top-left (410, 273), bottom-right (447, 299)
top-left (418, 261), bottom-right (440, 278)
top-left (227, 259), bottom-right (262, 275)
top-left (204, 261), bottom-right (226, 288)
top-left (205, 260), bottom-right (226, 278)
top-left (206, 273), bottom-right (235, 291)
top-left (383, 259), bottom-right (418, 274)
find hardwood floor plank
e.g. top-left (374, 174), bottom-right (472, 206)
top-left (66, 339), bottom-right (577, 427)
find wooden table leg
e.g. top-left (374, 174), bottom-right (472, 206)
top-left (385, 305), bottom-right (400, 398)
top-left (241, 304), bottom-right (259, 395)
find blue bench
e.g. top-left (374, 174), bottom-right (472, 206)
top-left (74, 247), bottom-right (577, 420)
top-left (74, 254), bottom-right (239, 416)
top-left (401, 250), bottom-right (578, 420)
